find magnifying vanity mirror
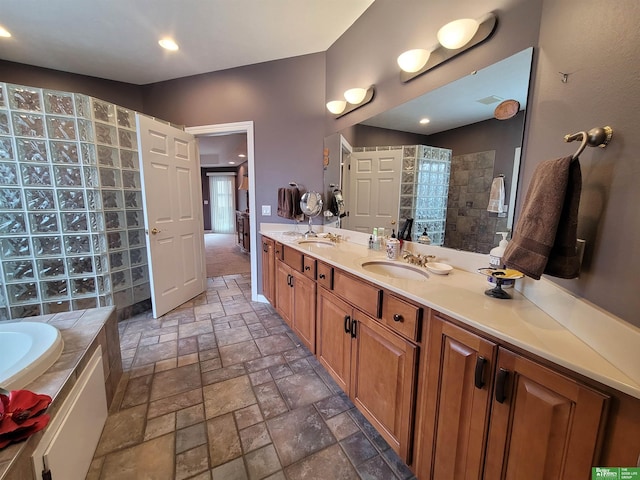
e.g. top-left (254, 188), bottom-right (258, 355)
top-left (300, 191), bottom-right (323, 238)
top-left (323, 47), bottom-right (534, 254)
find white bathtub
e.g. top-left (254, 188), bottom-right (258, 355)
top-left (0, 321), bottom-right (64, 390)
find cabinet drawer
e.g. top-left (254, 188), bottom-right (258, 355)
top-left (333, 269), bottom-right (381, 318)
top-left (283, 245), bottom-right (303, 271)
top-left (381, 294), bottom-right (422, 341)
top-left (317, 262), bottom-right (333, 290)
top-left (303, 256), bottom-right (316, 280)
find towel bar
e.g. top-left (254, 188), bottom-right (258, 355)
top-left (564, 126), bottom-right (613, 160)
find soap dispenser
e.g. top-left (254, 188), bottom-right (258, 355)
top-left (489, 232), bottom-right (509, 269)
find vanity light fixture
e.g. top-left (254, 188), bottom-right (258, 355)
top-left (158, 38), bottom-right (179, 51)
top-left (326, 86), bottom-right (375, 118)
top-left (397, 49), bottom-right (431, 73)
top-left (0, 26), bottom-right (11, 38)
top-left (326, 100), bottom-right (347, 115)
top-left (437, 18), bottom-right (480, 50)
top-left (344, 87), bottom-right (367, 104)
top-left (398, 12), bottom-right (497, 83)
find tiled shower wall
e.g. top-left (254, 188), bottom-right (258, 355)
top-left (354, 145), bottom-right (452, 244)
top-left (0, 83), bottom-right (150, 320)
top-left (443, 150), bottom-right (508, 254)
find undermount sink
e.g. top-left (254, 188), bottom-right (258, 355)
top-left (297, 238), bottom-right (335, 247)
top-left (359, 259), bottom-right (429, 280)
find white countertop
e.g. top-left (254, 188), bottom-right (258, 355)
top-left (261, 229), bottom-right (640, 400)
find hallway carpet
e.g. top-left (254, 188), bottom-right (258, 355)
top-left (204, 233), bottom-right (251, 278)
top-left (87, 271), bottom-right (416, 479)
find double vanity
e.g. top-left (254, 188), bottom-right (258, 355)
top-left (260, 228), bottom-right (640, 479)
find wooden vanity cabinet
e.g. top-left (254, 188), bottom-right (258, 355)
top-left (415, 311), bottom-right (610, 480)
top-left (317, 286), bottom-right (418, 461)
top-left (415, 314), bottom-right (497, 479)
top-left (483, 347), bottom-right (609, 479)
top-left (261, 236), bottom-right (275, 306)
top-left (275, 245), bottom-right (316, 353)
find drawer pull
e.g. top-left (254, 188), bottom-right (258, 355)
top-left (263, 243), bottom-right (268, 252)
top-left (495, 368), bottom-right (509, 403)
top-left (474, 356), bottom-right (486, 389)
top-left (319, 274), bottom-right (326, 279)
top-left (393, 313), bottom-right (403, 322)
top-left (344, 315), bottom-right (351, 334)
top-left (305, 266), bottom-right (310, 271)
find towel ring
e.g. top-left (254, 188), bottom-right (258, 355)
top-left (564, 126), bottom-right (613, 160)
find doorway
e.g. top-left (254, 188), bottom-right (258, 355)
top-left (185, 122), bottom-right (258, 301)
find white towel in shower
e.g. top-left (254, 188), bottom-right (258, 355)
top-left (487, 176), bottom-right (506, 213)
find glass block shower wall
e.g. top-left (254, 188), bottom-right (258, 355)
top-left (408, 145), bottom-right (452, 245)
top-left (353, 145), bottom-right (452, 245)
top-left (0, 82), bottom-right (150, 320)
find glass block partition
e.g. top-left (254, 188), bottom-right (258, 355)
top-left (407, 145), bottom-right (452, 245)
top-left (0, 82), bottom-right (150, 320)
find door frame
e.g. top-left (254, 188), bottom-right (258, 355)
top-left (185, 121), bottom-right (258, 301)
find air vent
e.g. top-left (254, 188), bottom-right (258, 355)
top-left (476, 95), bottom-right (503, 105)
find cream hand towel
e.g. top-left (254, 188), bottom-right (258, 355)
top-left (487, 176), bottom-right (506, 213)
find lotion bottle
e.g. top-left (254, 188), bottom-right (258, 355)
top-left (489, 232), bottom-right (509, 269)
top-left (488, 232), bottom-right (514, 288)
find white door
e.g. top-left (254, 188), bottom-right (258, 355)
top-left (137, 114), bottom-right (206, 318)
top-left (346, 150), bottom-right (402, 233)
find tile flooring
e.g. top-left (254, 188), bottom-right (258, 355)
top-left (87, 273), bottom-right (416, 480)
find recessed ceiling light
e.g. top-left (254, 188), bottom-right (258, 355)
top-left (238, 154), bottom-right (246, 158)
top-left (158, 38), bottom-right (179, 51)
top-left (419, 118), bottom-right (430, 124)
top-left (229, 161), bottom-right (236, 165)
top-left (0, 26), bottom-right (12, 38)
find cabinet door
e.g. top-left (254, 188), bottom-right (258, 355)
top-left (275, 260), bottom-right (293, 327)
top-left (292, 270), bottom-right (316, 353)
top-left (484, 348), bottom-right (609, 480)
top-left (316, 288), bottom-right (353, 394)
top-left (261, 237), bottom-right (275, 306)
top-left (417, 316), bottom-right (497, 480)
top-left (351, 312), bottom-right (417, 462)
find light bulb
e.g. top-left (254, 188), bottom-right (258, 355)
top-left (397, 49), bottom-right (431, 73)
top-left (344, 88), bottom-right (367, 105)
top-left (437, 18), bottom-right (479, 49)
top-left (158, 38), bottom-right (179, 51)
top-left (326, 100), bottom-right (347, 115)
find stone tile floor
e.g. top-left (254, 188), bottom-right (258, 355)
top-left (87, 273), bottom-right (416, 480)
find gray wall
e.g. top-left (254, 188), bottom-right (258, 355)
top-left (141, 53), bottom-right (327, 212)
top-left (326, 0), bottom-right (639, 326)
top-left (0, 59), bottom-right (144, 112)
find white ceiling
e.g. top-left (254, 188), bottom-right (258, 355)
top-left (0, 0), bottom-right (374, 85)
top-left (198, 133), bottom-right (247, 167)
top-left (362, 48), bottom-right (533, 135)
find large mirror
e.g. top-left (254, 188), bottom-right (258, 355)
top-left (323, 47), bottom-right (533, 254)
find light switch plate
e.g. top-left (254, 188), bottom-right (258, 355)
top-left (262, 205), bottom-right (271, 216)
